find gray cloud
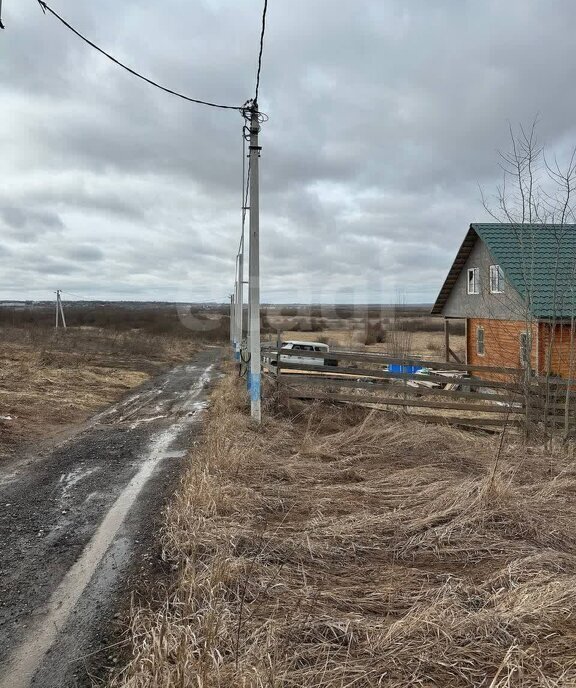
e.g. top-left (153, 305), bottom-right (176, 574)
top-left (2, 0), bottom-right (576, 301)
top-left (66, 245), bottom-right (104, 262)
top-left (1, 206), bottom-right (64, 231)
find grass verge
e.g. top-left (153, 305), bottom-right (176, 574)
top-left (107, 368), bottom-right (576, 687)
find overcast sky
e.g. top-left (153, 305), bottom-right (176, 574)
top-left (2, 0), bottom-right (576, 303)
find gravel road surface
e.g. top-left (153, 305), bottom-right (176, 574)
top-left (0, 348), bottom-right (220, 688)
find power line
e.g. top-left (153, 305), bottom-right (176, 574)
top-left (61, 290), bottom-right (95, 300)
top-left (36, 0), bottom-right (244, 112)
top-left (254, 0), bottom-right (268, 103)
top-left (239, 142), bottom-right (251, 253)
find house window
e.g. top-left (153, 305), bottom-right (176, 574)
top-left (476, 326), bottom-right (485, 356)
top-left (489, 265), bottom-right (504, 293)
top-left (467, 267), bottom-right (479, 294)
top-left (519, 332), bottom-right (531, 367)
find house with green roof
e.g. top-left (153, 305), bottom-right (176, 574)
top-left (432, 224), bottom-right (576, 377)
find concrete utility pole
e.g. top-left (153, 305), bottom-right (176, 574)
top-left (55, 290), bottom-right (66, 330)
top-left (236, 238), bottom-right (244, 361)
top-left (0, 0), bottom-right (5, 29)
top-left (233, 274), bottom-right (238, 355)
top-left (247, 103), bottom-right (261, 422)
top-left (233, 256), bottom-right (239, 359)
top-left (229, 293), bottom-right (235, 345)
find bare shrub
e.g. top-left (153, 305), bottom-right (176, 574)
top-left (388, 327), bottom-right (413, 357)
top-left (399, 317), bottom-right (444, 332)
top-left (300, 317), bottom-right (326, 332)
top-left (365, 321), bottom-right (387, 345)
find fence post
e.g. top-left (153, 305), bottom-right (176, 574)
top-left (276, 330), bottom-right (282, 391)
top-left (402, 365), bottom-right (408, 413)
top-left (523, 367), bottom-right (534, 440)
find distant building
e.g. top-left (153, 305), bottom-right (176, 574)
top-left (432, 223), bottom-right (576, 377)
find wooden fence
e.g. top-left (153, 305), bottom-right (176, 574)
top-left (261, 347), bottom-right (576, 432)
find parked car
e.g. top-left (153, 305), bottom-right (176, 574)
top-left (273, 341), bottom-right (337, 367)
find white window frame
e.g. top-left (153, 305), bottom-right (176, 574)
top-left (467, 267), bottom-right (480, 295)
top-left (476, 326), bottom-right (485, 356)
top-left (489, 264), bottom-right (504, 294)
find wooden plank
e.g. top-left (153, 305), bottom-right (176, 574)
top-left (278, 371), bottom-right (573, 410)
top-left (279, 375), bottom-right (524, 403)
top-left (530, 379), bottom-right (576, 391)
top-left (285, 389), bottom-right (526, 413)
top-left (279, 361), bottom-right (523, 392)
top-left (284, 398), bottom-right (521, 429)
top-left (405, 414), bottom-right (522, 429)
top-left (448, 347), bottom-right (463, 364)
top-left (273, 347), bottom-right (523, 375)
top-left (276, 330), bottom-right (282, 389)
top-left (281, 376), bottom-right (571, 412)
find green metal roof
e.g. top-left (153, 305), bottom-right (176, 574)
top-left (432, 223), bottom-right (576, 319)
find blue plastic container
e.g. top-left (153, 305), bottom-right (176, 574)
top-left (388, 364), bottom-right (423, 374)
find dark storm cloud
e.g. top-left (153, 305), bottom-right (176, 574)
top-left (3, 0), bottom-right (576, 301)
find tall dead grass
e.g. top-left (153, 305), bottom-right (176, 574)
top-left (107, 371), bottom-right (576, 687)
top-left (0, 327), bottom-right (200, 456)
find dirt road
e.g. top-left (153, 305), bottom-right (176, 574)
top-left (0, 348), bottom-right (220, 688)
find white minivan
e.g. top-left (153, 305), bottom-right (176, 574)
top-left (276, 340), bottom-right (336, 367)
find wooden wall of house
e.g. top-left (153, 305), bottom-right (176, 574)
top-left (538, 322), bottom-right (576, 378)
top-left (466, 318), bottom-right (537, 379)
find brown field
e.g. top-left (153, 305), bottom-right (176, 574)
top-left (273, 328), bottom-right (466, 360)
top-left (107, 367), bottom-right (576, 687)
top-left (0, 302), bottom-right (454, 460)
top-left (0, 299), bottom-right (235, 458)
top-left (262, 307), bottom-right (465, 362)
top-left (0, 326), bottom-right (202, 458)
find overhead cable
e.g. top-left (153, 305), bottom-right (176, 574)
top-left (254, 0), bottom-right (268, 103)
top-left (36, 0), bottom-right (244, 112)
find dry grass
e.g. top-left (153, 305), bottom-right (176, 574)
top-left (107, 369), bottom-right (576, 687)
top-left (274, 328), bottom-right (466, 360)
top-left (0, 326), bottom-right (199, 456)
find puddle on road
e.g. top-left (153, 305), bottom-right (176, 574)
top-left (183, 399), bottom-right (209, 414)
top-left (128, 414), bottom-right (169, 429)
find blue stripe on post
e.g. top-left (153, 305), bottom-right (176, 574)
top-left (250, 374), bottom-right (260, 402)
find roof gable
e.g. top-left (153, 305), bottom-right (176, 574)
top-left (431, 226), bottom-right (477, 315)
top-left (432, 223), bottom-right (576, 319)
